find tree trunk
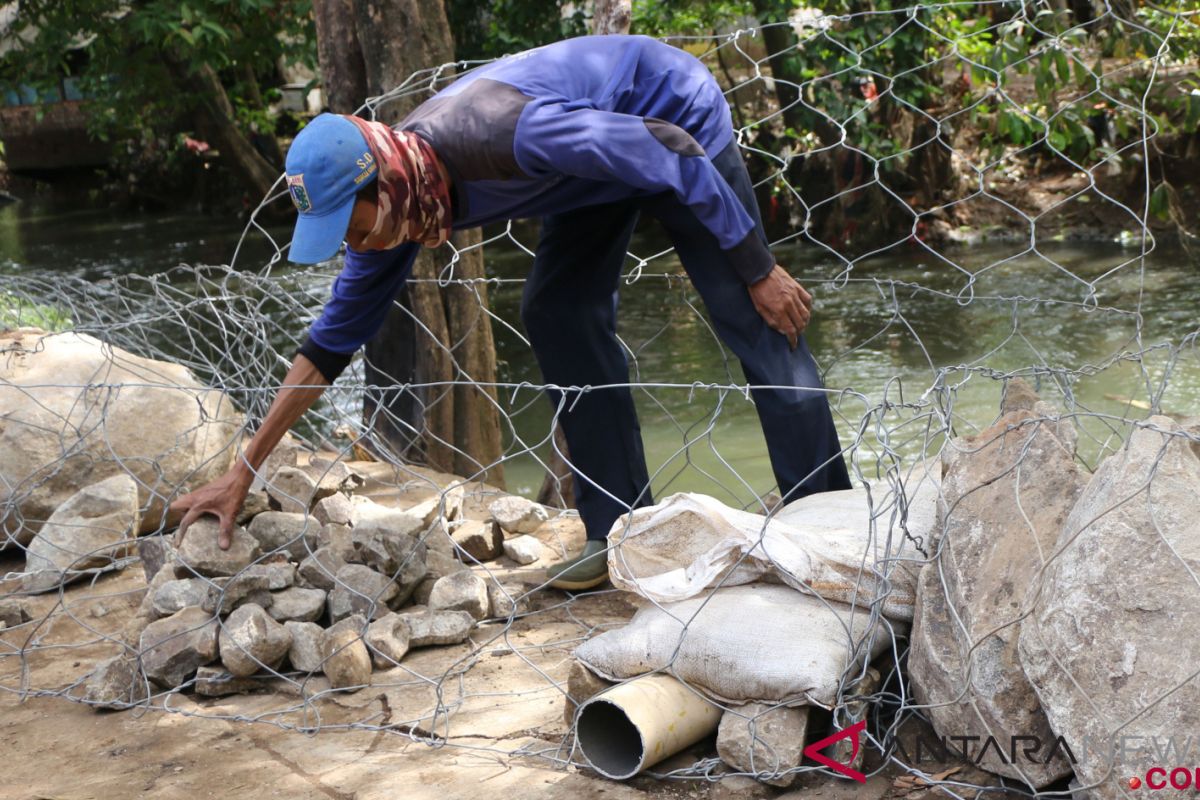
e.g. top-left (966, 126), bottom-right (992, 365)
top-left (592, 0), bottom-right (631, 34)
top-left (178, 61), bottom-right (281, 200)
top-left (312, 0), bottom-right (369, 114)
top-left (313, 0), bottom-right (504, 486)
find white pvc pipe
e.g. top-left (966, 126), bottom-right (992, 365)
top-left (576, 674), bottom-right (721, 780)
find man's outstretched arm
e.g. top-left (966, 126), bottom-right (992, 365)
top-left (170, 353), bottom-right (329, 549)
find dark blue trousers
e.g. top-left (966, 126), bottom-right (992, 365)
top-left (521, 142), bottom-right (851, 541)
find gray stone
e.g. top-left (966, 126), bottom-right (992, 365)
top-left (451, 519), bottom-right (503, 562)
top-left (266, 466), bottom-right (322, 514)
top-left (323, 628), bottom-right (371, 691)
top-left (236, 490), bottom-right (271, 525)
top-left (297, 545), bottom-right (348, 592)
top-left (502, 534), bottom-right (542, 565)
top-left (1019, 417), bottom-right (1200, 800)
top-left (139, 606), bottom-right (219, 688)
top-left (305, 457), bottom-right (360, 495)
top-left (563, 660), bottom-right (613, 725)
top-left (425, 549), bottom-right (466, 580)
top-left (0, 597), bottom-right (32, 628)
top-left (219, 603), bottom-right (292, 677)
top-left (153, 578), bottom-right (213, 617)
top-left (487, 582), bottom-right (519, 619)
top-left (82, 654), bottom-right (148, 709)
top-left (137, 536), bottom-right (176, 581)
top-left (406, 485), bottom-right (465, 527)
top-left (327, 564), bottom-right (399, 622)
top-left (194, 666), bottom-right (263, 697)
top-left (910, 407), bottom-right (1083, 787)
top-left (267, 586), bottom-right (326, 623)
top-left (411, 576), bottom-right (437, 606)
top-left (137, 566), bottom-right (179, 620)
top-left (0, 329), bottom-right (239, 543)
top-left (420, 517), bottom-right (456, 555)
top-left (397, 609), bottom-right (475, 648)
top-left (241, 560), bottom-right (295, 591)
top-left (365, 613), bottom-right (411, 669)
top-left (204, 573), bottom-right (273, 616)
top-left (284, 620), bottom-right (326, 673)
top-left (175, 519), bottom-right (260, 578)
top-left (326, 613), bottom-right (367, 637)
top-left (317, 523), bottom-right (352, 555)
top-left (488, 495), bottom-right (548, 535)
top-left (344, 521), bottom-right (427, 605)
top-left (247, 511), bottom-right (318, 562)
top-left (349, 495), bottom-right (424, 533)
top-left (428, 571), bottom-right (489, 620)
top-left (717, 702), bottom-right (809, 787)
top-left (312, 492), bottom-right (353, 527)
top-left (22, 474), bottom-right (140, 593)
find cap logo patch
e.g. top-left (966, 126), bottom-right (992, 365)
top-left (354, 151), bottom-right (376, 185)
top-left (287, 173), bottom-right (312, 213)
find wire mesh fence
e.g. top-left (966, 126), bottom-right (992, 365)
top-left (2, 4), bottom-right (1200, 797)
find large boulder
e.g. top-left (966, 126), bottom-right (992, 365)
top-left (139, 606), bottom-right (219, 688)
top-left (219, 603), bottom-right (292, 677)
top-left (909, 405), bottom-right (1085, 786)
top-left (1019, 417), bottom-right (1200, 799)
top-left (21, 474), bottom-right (140, 593)
top-left (0, 329), bottom-right (240, 544)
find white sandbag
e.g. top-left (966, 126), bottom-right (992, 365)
top-left (606, 471), bottom-right (939, 622)
top-left (575, 584), bottom-right (889, 707)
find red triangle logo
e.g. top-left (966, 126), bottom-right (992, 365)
top-left (803, 719), bottom-right (868, 783)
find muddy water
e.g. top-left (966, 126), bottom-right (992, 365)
top-left (3, 201), bottom-right (1197, 506)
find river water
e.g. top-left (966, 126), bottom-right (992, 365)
top-left (3, 201), bottom-right (1197, 506)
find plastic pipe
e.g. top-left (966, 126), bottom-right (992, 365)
top-left (576, 673), bottom-right (721, 779)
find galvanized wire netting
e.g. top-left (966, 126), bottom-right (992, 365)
top-left (3, 5), bottom-right (1200, 797)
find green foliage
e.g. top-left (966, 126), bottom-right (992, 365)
top-left (2, 0), bottom-right (316, 197)
top-left (631, 0), bottom-right (752, 35)
top-left (447, 0), bottom-right (587, 60)
top-left (0, 290), bottom-right (72, 332)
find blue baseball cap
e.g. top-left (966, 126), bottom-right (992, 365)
top-left (285, 113), bottom-right (378, 264)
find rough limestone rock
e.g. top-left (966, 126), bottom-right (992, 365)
top-left (0, 597), bottom-right (32, 628)
top-left (1019, 417), bottom-right (1200, 800)
top-left (284, 621), bottom-right (326, 673)
top-left (136, 536), bottom-right (176, 582)
top-left (323, 628), bottom-right (371, 691)
top-left (219, 603), bottom-right (292, 677)
top-left (502, 534), bottom-right (542, 565)
top-left (153, 578), bottom-right (213, 617)
top-left (397, 609), bottom-right (475, 648)
top-left (247, 512), bottom-right (318, 562)
top-left (298, 545), bottom-right (349, 591)
top-left (240, 561), bottom-right (295, 591)
top-left (139, 606), bottom-right (219, 688)
top-left (349, 496), bottom-right (426, 532)
top-left (563, 660), bottom-right (613, 725)
top-left (0, 329), bottom-right (240, 544)
top-left (305, 457), bottom-right (361, 495)
top-left (82, 654), bottom-right (148, 709)
top-left (175, 519), bottom-right (260, 578)
top-left (411, 576), bottom-right (437, 606)
top-left (909, 406), bottom-right (1083, 786)
top-left (717, 703), bottom-right (810, 787)
top-left (195, 666), bottom-right (263, 697)
top-left (365, 613), bottom-right (411, 669)
top-left (267, 586), bottom-right (326, 623)
top-left (428, 571), bottom-right (489, 620)
top-left (488, 495), bottom-right (548, 534)
top-left (235, 490), bottom-right (271, 525)
top-left (22, 474), bottom-right (140, 593)
top-left (488, 582), bottom-right (518, 619)
top-left (345, 521), bottom-right (427, 605)
top-left (266, 466), bottom-right (324, 514)
top-left (406, 485), bottom-right (465, 527)
top-left (451, 519), bottom-right (503, 562)
top-left (317, 523), bottom-right (352, 555)
top-left (425, 549), bottom-right (466, 580)
top-left (204, 573), bottom-right (273, 616)
top-left (327, 564), bottom-right (399, 622)
top-left (313, 493), bottom-right (353, 527)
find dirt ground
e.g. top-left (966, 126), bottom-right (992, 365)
top-left (0, 464), bottom-right (1003, 800)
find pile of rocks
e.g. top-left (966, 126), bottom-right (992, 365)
top-left (84, 448), bottom-right (556, 707)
